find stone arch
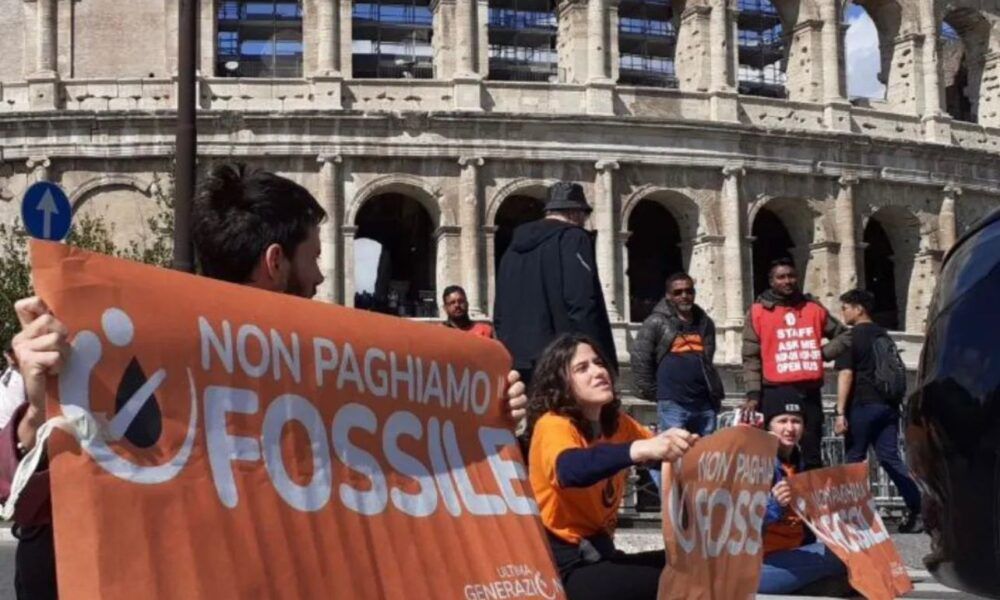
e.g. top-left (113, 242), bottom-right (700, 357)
top-left (938, 5), bottom-right (1000, 124)
top-left (853, 0), bottom-right (925, 111)
top-left (862, 205), bottom-right (923, 331)
top-left (622, 188), bottom-right (707, 322)
top-left (621, 184), bottom-right (719, 239)
top-left (749, 195), bottom-right (835, 299)
top-left (70, 176), bottom-right (160, 250)
top-left (486, 178), bottom-right (556, 225)
top-left (70, 174), bottom-right (155, 210)
top-left (348, 174), bottom-right (449, 228)
top-left (351, 180), bottom-right (442, 317)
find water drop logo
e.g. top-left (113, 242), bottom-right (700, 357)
top-left (58, 308), bottom-right (198, 484)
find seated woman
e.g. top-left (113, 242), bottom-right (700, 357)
top-left (526, 333), bottom-right (698, 600)
top-left (758, 394), bottom-right (853, 596)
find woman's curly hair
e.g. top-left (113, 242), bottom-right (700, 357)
top-left (524, 333), bottom-right (621, 446)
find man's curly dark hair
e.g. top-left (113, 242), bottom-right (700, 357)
top-left (523, 333), bottom-right (621, 446)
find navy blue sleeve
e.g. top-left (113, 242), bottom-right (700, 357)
top-left (555, 443), bottom-right (634, 488)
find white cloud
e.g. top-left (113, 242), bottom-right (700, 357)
top-left (845, 5), bottom-right (887, 100)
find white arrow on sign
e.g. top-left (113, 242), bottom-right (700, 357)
top-left (36, 189), bottom-right (60, 239)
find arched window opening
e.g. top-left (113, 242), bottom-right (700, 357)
top-left (488, 0), bottom-right (558, 81)
top-left (494, 195), bottom-right (545, 273)
top-left (751, 207), bottom-right (794, 298)
top-left (354, 194), bottom-right (436, 316)
top-left (353, 1), bottom-right (434, 78)
top-left (737, 0), bottom-right (786, 98)
top-left (618, 0), bottom-right (677, 88)
top-left (217, 1), bottom-right (304, 77)
top-left (627, 200), bottom-right (683, 323)
top-left (863, 217), bottom-right (899, 330)
top-left (844, 3), bottom-right (886, 100)
top-left (940, 15), bottom-right (985, 124)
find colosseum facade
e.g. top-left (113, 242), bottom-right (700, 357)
top-left (1, 0), bottom-right (999, 401)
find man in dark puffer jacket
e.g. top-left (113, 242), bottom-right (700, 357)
top-left (630, 272), bottom-right (724, 441)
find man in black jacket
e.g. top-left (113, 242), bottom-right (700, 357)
top-left (494, 182), bottom-right (617, 384)
top-left (630, 273), bottom-right (724, 438)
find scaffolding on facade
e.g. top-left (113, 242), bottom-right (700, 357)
top-left (618, 0), bottom-right (677, 88)
top-left (217, 0), bottom-right (304, 78)
top-left (353, 1), bottom-right (434, 79)
top-left (488, 0), bottom-right (558, 82)
top-left (737, 0), bottom-right (786, 98)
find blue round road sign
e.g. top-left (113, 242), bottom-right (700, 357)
top-left (21, 181), bottom-right (72, 241)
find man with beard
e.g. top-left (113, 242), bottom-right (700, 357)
top-left (1, 163), bottom-right (528, 598)
top-left (630, 272), bottom-right (724, 438)
top-left (441, 285), bottom-right (494, 338)
top-left (741, 257), bottom-right (850, 471)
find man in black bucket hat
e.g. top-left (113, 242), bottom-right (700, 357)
top-left (494, 182), bottom-right (617, 384)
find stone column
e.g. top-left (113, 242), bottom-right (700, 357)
top-left (921, 24), bottom-right (951, 143)
top-left (317, 155), bottom-right (344, 304)
top-left (979, 52), bottom-right (1000, 128)
top-left (675, 6), bottom-right (711, 92)
top-left (835, 175), bottom-right (859, 291)
top-left (819, 0), bottom-right (843, 102)
top-left (198, 0), bottom-right (217, 76)
top-left (452, 0), bottom-right (484, 110)
top-left (587, 0), bottom-right (609, 81)
top-left (720, 165), bottom-right (746, 326)
top-left (595, 160), bottom-right (621, 321)
top-left (557, 0), bottom-right (588, 84)
top-left (785, 20), bottom-right (825, 104)
top-left (434, 226), bottom-right (463, 318)
top-left (458, 157), bottom-right (485, 318)
top-left (455, 0), bottom-right (478, 76)
top-left (311, 0), bottom-right (344, 109)
top-left (618, 230), bottom-right (632, 322)
top-left (432, 0), bottom-right (457, 79)
top-left (316, 0), bottom-right (341, 76)
top-left (940, 185), bottom-right (960, 254)
top-left (34, 0), bottom-right (57, 74)
top-left (709, 0), bottom-right (738, 121)
top-left (26, 156), bottom-right (51, 183)
top-left (339, 0), bottom-right (354, 76)
top-left (27, 0), bottom-right (59, 109)
top-left (484, 225), bottom-right (497, 317)
top-left (343, 225), bottom-right (357, 307)
top-left (886, 34), bottom-right (925, 116)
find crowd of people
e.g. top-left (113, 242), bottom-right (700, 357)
top-left (0, 169), bottom-right (926, 599)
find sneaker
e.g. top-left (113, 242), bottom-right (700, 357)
top-left (898, 512), bottom-right (925, 534)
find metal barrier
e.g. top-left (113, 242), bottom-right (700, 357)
top-left (620, 408), bottom-right (908, 521)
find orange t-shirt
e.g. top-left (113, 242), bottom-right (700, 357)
top-left (528, 412), bottom-right (653, 544)
top-left (763, 462), bottom-right (806, 555)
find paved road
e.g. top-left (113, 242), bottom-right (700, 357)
top-left (0, 530), bottom-right (987, 599)
top-left (0, 539), bottom-right (13, 600)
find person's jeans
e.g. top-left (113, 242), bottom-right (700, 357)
top-left (649, 401), bottom-right (717, 489)
top-left (846, 402), bottom-right (922, 513)
top-left (758, 542), bottom-right (847, 594)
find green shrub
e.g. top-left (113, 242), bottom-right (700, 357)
top-left (0, 175), bottom-right (174, 365)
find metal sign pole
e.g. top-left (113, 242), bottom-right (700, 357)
top-left (173, 0), bottom-right (197, 273)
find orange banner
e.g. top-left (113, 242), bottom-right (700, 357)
top-left (658, 426), bottom-right (779, 600)
top-left (31, 241), bottom-right (564, 600)
top-left (786, 463), bottom-right (913, 600)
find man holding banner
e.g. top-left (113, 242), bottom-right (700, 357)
top-left (1, 164), bottom-right (535, 599)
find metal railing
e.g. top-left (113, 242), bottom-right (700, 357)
top-left (218, 1), bottom-right (303, 21)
